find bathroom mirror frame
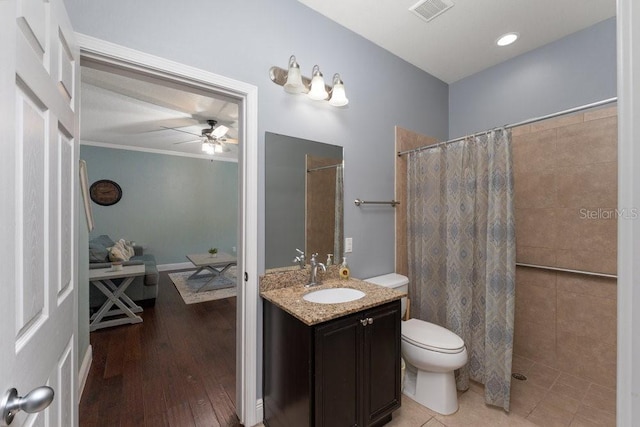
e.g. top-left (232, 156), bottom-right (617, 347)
top-left (265, 132), bottom-right (343, 270)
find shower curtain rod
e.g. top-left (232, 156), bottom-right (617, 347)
top-left (397, 97), bottom-right (618, 157)
top-left (307, 163), bottom-right (342, 172)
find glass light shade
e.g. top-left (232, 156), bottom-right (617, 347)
top-left (308, 65), bottom-right (328, 101)
top-left (329, 75), bottom-right (349, 106)
top-left (284, 65), bottom-right (305, 94)
top-left (202, 142), bottom-right (215, 154)
top-left (214, 143), bottom-right (225, 153)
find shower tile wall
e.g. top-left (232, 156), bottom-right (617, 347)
top-left (512, 106), bottom-right (617, 421)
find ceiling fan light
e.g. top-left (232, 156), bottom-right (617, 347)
top-left (202, 142), bottom-right (215, 154)
top-left (329, 74), bottom-right (349, 107)
top-left (284, 55), bottom-right (305, 94)
top-left (308, 65), bottom-right (328, 101)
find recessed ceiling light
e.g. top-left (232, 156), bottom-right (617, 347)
top-left (496, 32), bottom-right (519, 47)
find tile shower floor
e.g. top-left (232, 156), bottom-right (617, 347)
top-left (387, 358), bottom-right (616, 427)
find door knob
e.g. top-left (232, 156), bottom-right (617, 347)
top-left (0, 386), bottom-right (54, 426)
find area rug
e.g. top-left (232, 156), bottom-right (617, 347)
top-left (169, 267), bottom-right (237, 304)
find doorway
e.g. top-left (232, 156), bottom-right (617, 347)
top-left (77, 35), bottom-right (259, 426)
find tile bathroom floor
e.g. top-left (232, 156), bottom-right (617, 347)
top-left (386, 359), bottom-right (616, 427)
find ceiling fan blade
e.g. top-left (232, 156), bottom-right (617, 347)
top-left (173, 138), bottom-right (202, 145)
top-left (161, 126), bottom-right (202, 137)
top-left (219, 137), bottom-right (238, 144)
top-left (212, 125), bottom-right (229, 138)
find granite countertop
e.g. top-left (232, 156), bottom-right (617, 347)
top-left (260, 271), bottom-right (406, 326)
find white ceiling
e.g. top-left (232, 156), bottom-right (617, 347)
top-left (297, 0), bottom-right (616, 83)
top-left (80, 66), bottom-right (240, 161)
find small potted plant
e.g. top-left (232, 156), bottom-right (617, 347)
top-left (208, 247), bottom-right (218, 257)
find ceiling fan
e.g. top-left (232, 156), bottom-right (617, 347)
top-left (165, 119), bottom-right (237, 153)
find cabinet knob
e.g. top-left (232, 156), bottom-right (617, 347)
top-left (368, 317), bottom-right (374, 325)
top-left (360, 319), bottom-right (368, 326)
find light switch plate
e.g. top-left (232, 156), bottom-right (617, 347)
top-left (344, 237), bottom-right (353, 253)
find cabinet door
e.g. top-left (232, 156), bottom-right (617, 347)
top-left (315, 313), bottom-right (362, 427)
top-left (363, 301), bottom-right (401, 426)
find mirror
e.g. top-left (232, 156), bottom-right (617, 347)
top-left (265, 132), bottom-right (343, 269)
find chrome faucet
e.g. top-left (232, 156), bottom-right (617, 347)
top-left (306, 253), bottom-right (326, 287)
top-left (293, 248), bottom-right (306, 269)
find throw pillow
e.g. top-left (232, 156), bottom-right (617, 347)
top-left (108, 239), bottom-right (134, 262)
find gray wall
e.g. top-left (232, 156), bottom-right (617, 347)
top-left (264, 132), bottom-right (342, 269)
top-left (81, 146), bottom-right (238, 264)
top-left (449, 17), bottom-right (616, 138)
top-left (63, 0), bottom-right (449, 280)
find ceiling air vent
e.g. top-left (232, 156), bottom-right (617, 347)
top-left (410, 0), bottom-right (454, 23)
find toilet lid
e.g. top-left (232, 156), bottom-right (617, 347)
top-left (401, 319), bottom-right (465, 354)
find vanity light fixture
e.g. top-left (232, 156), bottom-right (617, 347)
top-left (496, 32), bottom-right (519, 47)
top-left (269, 55), bottom-right (349, 107)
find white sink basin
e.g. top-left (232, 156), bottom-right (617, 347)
top-left (303, 288), bottom-right (366, 304)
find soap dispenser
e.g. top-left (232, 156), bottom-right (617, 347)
top-left (326, 254), bottom-right (333, 266)
top-left (339, 256), bottom-right (350, 280)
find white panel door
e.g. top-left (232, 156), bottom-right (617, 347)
top-left (0, 0), bottom-right (79, 426)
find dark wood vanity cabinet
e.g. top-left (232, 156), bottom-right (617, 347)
top-left (263, 300), bottom-right (401, 427)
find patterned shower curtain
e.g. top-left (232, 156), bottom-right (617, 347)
top-left (406, 129), bottom-right (516, 411)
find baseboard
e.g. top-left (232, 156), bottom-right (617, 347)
top-left (78, 345), bottom-right (92, 401)
top-left (157, 262), bottom-right (193, 272)
top-left (255, 399), bottom-right (264, 425)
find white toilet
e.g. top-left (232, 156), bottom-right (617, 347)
top-left (364, 273), bottom-right (468, 415)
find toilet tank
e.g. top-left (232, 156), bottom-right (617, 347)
top-left (363, 273), bottom-right (409, 317)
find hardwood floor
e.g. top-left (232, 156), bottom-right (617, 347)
top-left (80, 269), bottom-right (240, 427)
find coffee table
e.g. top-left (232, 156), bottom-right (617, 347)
top-left (186, 252), bottom-right (237, 292)
top-left (89, 264), bottom-right (146, 331)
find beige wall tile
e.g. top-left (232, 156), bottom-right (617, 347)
top-left (555, 117), bottom-right (617, 167)
top-left (514, 171), bottom-right (556, 209)
top-left (516, 247), bottom-right (557, 266)
top-left (512, 124), bottom-right (532, 136)
top-left (555, 273), bottom-right (616, 300)
top-left (556, 331), bottom-right (616, 389)
top-left (516, 280), bottom-right (556, 329)
top-left (530, 113), bottom-right (583, 132)
top-left (555, 163), bottom-right (617, 209)
top-left (555, 249), bottom-right (617, 276)
top-left (583, 106), bottom-right (617, 122)
top-left (516, 208), bottom-right (557, 249)
top-left (512, 129), bottom-right (558, 175)
top-left (556, 291), bottom-right (616, 341)
top-left (554, 208), bottom-right (617, 253)
top-left (516, 267), bottom-right (557, 289)
top-left (514, 320), bottom-right (557, 367)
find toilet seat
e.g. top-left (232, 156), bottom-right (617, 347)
top-left (402, 319), bottom-right (465, 354)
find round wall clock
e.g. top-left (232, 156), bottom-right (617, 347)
top-left (89, 180), bottom-right (122, 206)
